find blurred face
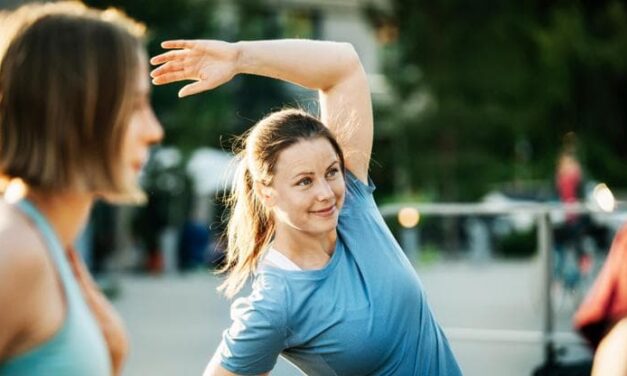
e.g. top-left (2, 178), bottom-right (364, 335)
top-left (121, 54), bottom-right (164, 187)
top-left (262, 137), bottom-right (345, 237)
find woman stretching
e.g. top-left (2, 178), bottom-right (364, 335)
top-left (152, 39), bottom-right (462, 375)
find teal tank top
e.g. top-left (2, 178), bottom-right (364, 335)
top-left (0, 199), bottom-right (111, 376)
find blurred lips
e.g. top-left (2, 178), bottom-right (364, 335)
top-left (132, 159), bottom-right (144, 172)
top-left (132, 153), bottom-right (148, 172)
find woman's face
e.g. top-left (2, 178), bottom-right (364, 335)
top-left (121, 55), bottom-right (164, 187)
top-left (263, 137), bottom-right (345, 237)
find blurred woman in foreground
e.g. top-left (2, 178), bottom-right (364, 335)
top-left (0, 2), bottom-right (163, 375)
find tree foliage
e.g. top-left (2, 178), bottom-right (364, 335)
top-left (84, 0), bottom-right (234, 154)
top-left (369, 0), bottom-right (627, 200)
top-left (84, 0), bottom-right (292, 155)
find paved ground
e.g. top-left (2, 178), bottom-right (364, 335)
top-left (112, 258), bottom-right (593, 376)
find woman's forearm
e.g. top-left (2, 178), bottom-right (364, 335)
top-left (234, 40), bottom-right (362, 92)
top-left (592, 317), bottom-right (627, 376)
top-left (234, 39), bottom-right (372, 181)
top-left (150, 37), bottom-right (373, 180)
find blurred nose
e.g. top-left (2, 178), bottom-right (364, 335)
top-left (144, 107), bottom-right (164, 145)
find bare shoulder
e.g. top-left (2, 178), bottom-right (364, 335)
top-left (0, 199), bottom-right (45, 254)
top-left (0, 201), bottom-right (48, 300)
top-left (0, 201), bottom-right (51, 358)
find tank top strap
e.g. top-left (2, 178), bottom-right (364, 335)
top-left (1, 198), bottom-right (112, 376)
top-left (15, 198), bottom-right (81, 302)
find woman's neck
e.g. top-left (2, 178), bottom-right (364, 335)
top-left (272, 224), bottom-right (337, 270)
top-left (27, 190), bottom-right (94, 251)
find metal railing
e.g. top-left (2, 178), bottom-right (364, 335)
top-left (378, 201), bottom-right (626, 367)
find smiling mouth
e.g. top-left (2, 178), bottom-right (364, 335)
top-left (311, 205), bottom-right (336, 216)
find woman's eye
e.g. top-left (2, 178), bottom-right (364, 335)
top-left (297, 177), bottom-right (312, 186)
top-left (326, 168), bottom-right (339, 178)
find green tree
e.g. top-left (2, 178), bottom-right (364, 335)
top-left (368, 0), bottom-right (627, 201)
top-left (85, 0), bottom-right (235, 154)
top-left (230, 0), bottom-right (291, 135)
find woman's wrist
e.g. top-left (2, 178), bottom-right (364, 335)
top-left (232, 41), bottom-right (247, 76)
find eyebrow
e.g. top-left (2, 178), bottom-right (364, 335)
top-left (291, 160), bottom-right (339, 180)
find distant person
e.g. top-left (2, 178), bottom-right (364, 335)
top-left (554, 144), bottom-right (590, 289)
top-left (132, 192), bottom-right (168, 273)
top-left (179, 203), bottom-right (211, 271)
top-left (152, 39), bottom-right (461, 375)
top-left (574, 225), bottom-right (627, 375)
top-left (0, 2), bottom-right (163, 375)
top-left (556, 151), bottom-right (583, 216)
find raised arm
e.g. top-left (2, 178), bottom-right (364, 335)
top-left (150, 39), bottom-right (373, 182)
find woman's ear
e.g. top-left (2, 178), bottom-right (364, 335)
top-left (253, 181), bottom-right (275, 208)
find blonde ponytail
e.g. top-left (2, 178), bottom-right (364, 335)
top-left (218, 154), bottom-right (275, 298)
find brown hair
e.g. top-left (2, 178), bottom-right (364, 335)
top-left (0, 2), bottom-right (146, 199)
top-left (219, 108), bottom-right (345, 297)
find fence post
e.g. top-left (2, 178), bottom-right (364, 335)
top-left (538, 211), bottom-right (556, 366)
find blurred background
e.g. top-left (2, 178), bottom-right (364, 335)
top-left (2, 0), bottom-right (627, 375)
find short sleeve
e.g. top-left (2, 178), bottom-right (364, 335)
top-left (341, 169), bottom-right (376, 215)
top-left (219, 275), bottom-right (287, 375)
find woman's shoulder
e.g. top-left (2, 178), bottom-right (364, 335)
top-left (344, 169), bottom-right (374, 192)
top-left (250, 272), bottom-right (288, 304)
top-left (0, 204), bottom-right (49, 297)
top-left (340, 169), bottom-right (377, 214)
top-left (0, 201), bottom-right (48, 268)
top-left (0, 204), bottom-right (51, 355)
top-left (228, 273), bottom-right (288, 330)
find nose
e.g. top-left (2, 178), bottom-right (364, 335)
top-left (144, 106), bottom-right (164, 145)
top-left (316, 180), bottom-right (334, 201)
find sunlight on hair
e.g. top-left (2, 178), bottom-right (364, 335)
top-left (4, 178), bottom-right (27, 203)
top-left (101, 7), bottom-right (146, 36)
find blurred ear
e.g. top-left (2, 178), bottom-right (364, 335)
top-left (253, 181), bottom-right (275, 208)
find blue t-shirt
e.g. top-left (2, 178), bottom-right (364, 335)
top-left (219, 172), bottom-right (462, 375)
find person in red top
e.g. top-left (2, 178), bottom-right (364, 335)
top-left (553, 140), bottom-right (593, 290)
top-left (556, 151), bottom-right (583, 223)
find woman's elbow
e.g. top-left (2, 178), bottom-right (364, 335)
top-left (339, 42), bottom-right (362, 73)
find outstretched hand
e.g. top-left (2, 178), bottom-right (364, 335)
top-left (150, 40), bottom-right (238, 97)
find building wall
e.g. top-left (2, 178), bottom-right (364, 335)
top-left (319, 7), bottom-right (379, 74)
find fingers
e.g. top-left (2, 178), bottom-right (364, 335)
top-left (179, 81), bottom-right (211, 97)
top-left (150, 49), bottom-right (187, 66)
top-left (150, 61), bottom-right (184, 79)
top-left (150, 39), bottom-right (222, 96)
top-left (161, 40), bottom-right (191, 49)
top-left (152, 71), bottom-right (189, 85)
